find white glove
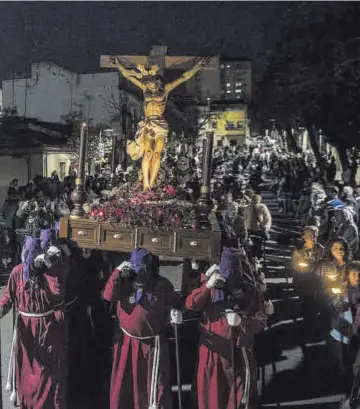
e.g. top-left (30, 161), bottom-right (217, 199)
top-left (116, 261), bottom-right (132, 277)
top-left (206, 272), bottom-right (225, 289)
top-left (225, 309), bottom-right (242, 327)
top-left (34, 254), bottom-right (52, 268)
top-left (265, 301), bottom-right (274, 316)
top-left (191, 259), bottom-right (199, 270)
top-left (205, 264), bottom-right (220, 277)
top-left (170, 308), bottom-right (183, 325)
top-left (47, 246), bottom-right (61, 257)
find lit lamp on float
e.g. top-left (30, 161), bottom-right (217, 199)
top-left (71, 123), bottom-right (88, 218)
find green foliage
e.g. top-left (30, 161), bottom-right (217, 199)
top-left (256, 2), bottom-right (360, 152)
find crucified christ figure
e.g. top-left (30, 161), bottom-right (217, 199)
top-left (110, 56), bottom-right (211, 191)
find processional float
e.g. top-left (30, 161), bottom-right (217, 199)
top-left (59, 52), bottom-right (221, 262)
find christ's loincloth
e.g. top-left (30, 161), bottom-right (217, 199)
top-left (127, 119), bottom-right (169, 160)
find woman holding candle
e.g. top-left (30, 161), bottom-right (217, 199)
top-left (314, 238), bottom-right (355, 378)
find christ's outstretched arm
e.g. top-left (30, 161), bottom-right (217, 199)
top-left (110, 57), bottom-right (146, 91)
top-left (165, 57), bottom-right (211, 93)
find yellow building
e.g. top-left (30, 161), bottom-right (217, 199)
top-left (212, 107), bottom-right (248, 147)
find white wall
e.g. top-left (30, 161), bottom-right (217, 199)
top-left (44, 153), bottom-right (72, 179)
top-left (2, 62), bottom-right (130, 127)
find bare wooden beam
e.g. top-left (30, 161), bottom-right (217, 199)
top-left (100, 55), bottom-right (149, 69)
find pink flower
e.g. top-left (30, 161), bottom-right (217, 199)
top-left (164, 185), bottom-right (176, 196)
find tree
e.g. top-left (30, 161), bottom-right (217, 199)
top-left (62, 111), bottom-right (113, 168)
top-left (256, 2), bottom-right (360, 168)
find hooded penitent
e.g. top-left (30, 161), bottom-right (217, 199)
top-left (212, 247), bottom-right (242, 302)
top-left (40, 228), bottom-right (55, 252)
top-left (22, 237), bottom-right (42, 283)
top-left (130, 248), bottom-right (159, 303)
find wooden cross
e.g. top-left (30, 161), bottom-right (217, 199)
top-left (100, 54), bottom-right (218, 71)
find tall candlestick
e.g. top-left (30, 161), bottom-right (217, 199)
top-left (71, 123), bottom-right (88, 218)
top-left (201, 138), bottom-right (207, 184)
top-left (196, 132), bottom-right (214, 229)
top-left (202, 132), bottom-right (214, 188)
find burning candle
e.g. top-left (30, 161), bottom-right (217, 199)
top-left (331, 287), bottom-right (342, 294)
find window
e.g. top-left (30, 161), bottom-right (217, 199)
top-left (235, 89), bottom-right (242, 93)
top-left (217, 140), bottom-right (223, 147)
top-left (211, 121), bottom-right (217, 129)
top-left (226, 64), bottom-right (231, 68)
top-left (235, 82), bottom-right (242, 86)
top-left (226, 83), bottom-right (231, 87)
top-left (226, 90), bottom-right (231, 94)
top-left (220, 64), bottom-right (224, 69)
top-left (225, 121), bottom-right (235, 130)
top-left (230, 140), bottom-right (237, 146)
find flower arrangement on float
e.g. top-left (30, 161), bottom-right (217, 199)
top-left (85, 182), bottom-right (197, 230)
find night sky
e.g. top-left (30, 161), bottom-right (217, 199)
top-left (0, 1), bottom-right (293, 83)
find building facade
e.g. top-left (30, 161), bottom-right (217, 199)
top-left (1, 62), bottom-right (140, 128)
top-left (220, 59), bottom-right (252, 104)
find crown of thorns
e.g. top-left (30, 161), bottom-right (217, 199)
top-left (136, 64), bottom-right (160, 78)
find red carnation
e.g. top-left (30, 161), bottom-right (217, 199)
top-left (164, 185), bottom-right (176, 196)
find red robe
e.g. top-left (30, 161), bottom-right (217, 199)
top-left (0, 264), bottom-right (67, 409)
top-left (104, 269), bottom-right (179, 409)
top-left (185, 275), bottom-right (267, 409)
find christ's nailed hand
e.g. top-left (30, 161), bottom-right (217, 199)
top-left (200, 57), bottom-right (212, 67)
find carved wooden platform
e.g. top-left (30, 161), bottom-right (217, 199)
top-left (59, 213), bottom-right (222, 262)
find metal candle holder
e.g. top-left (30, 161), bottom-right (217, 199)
top-left (70, 123), bottom-right (88, 218)
top-left (196, 132), bottom-right (214, 229)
